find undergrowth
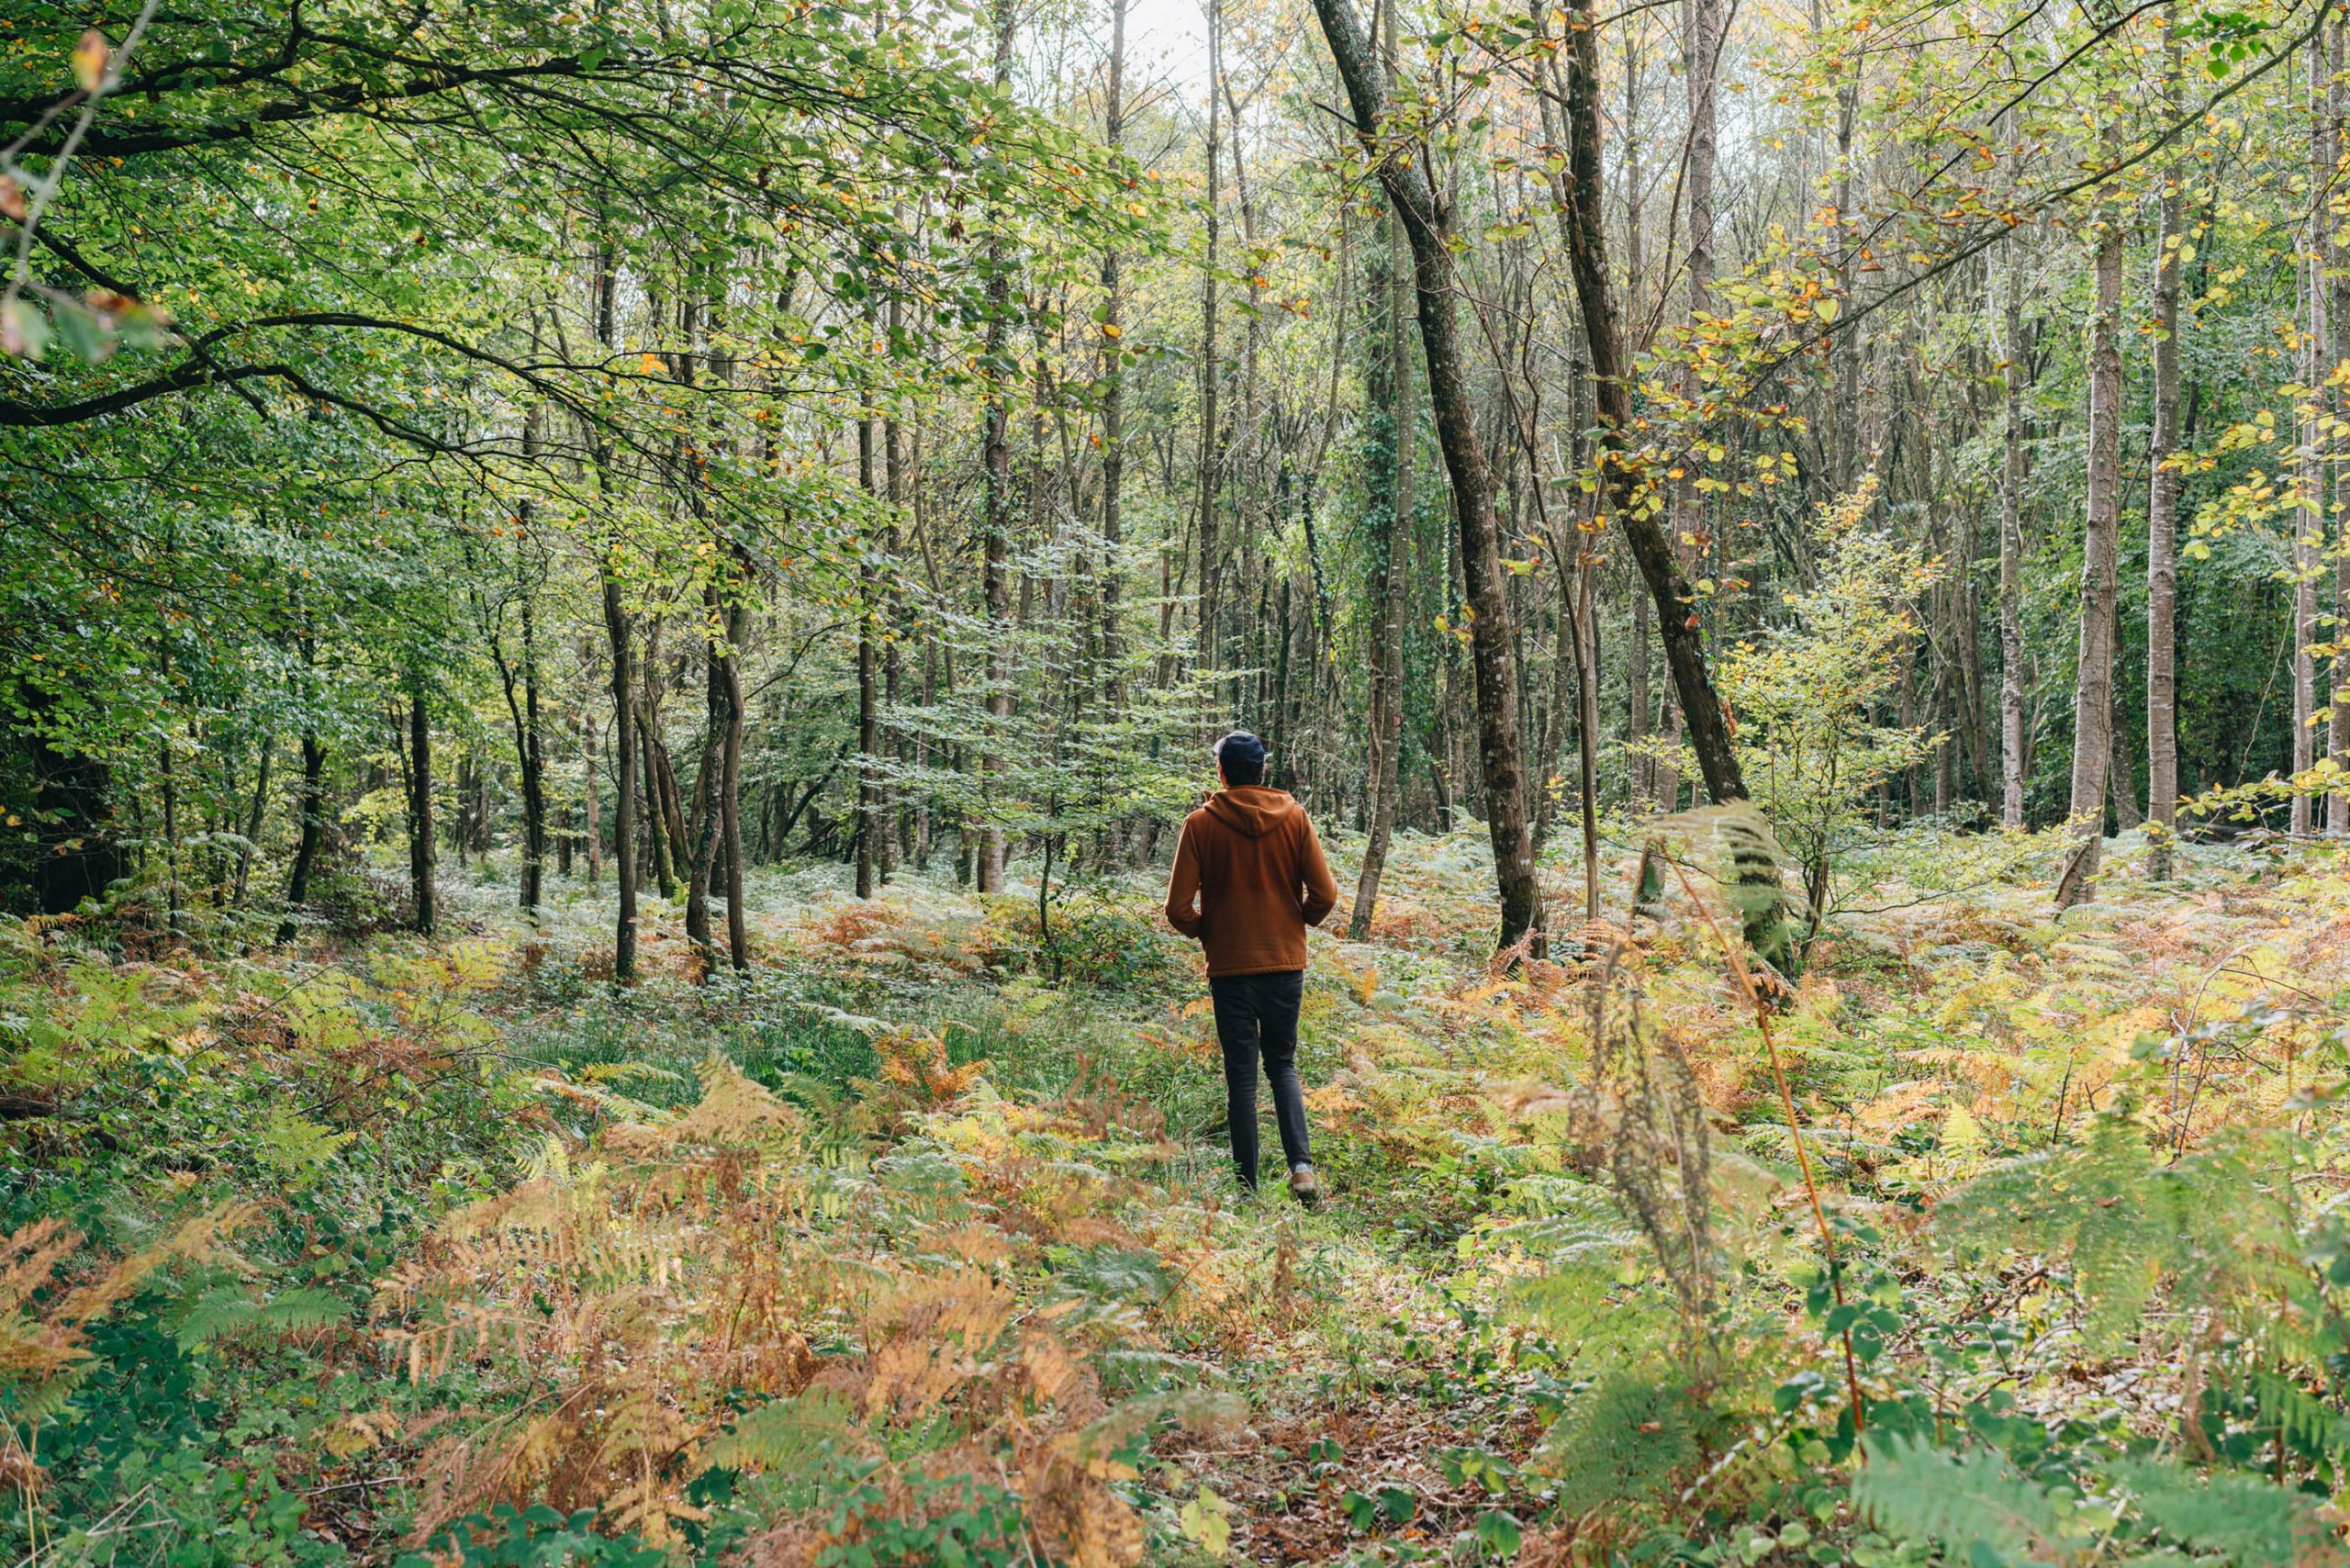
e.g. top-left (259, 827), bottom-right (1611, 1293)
top-left (0, 825), bottom-right (2344, 1566)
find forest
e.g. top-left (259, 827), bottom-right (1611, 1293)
top-left (0, 0), bottom-right (2346, 1561)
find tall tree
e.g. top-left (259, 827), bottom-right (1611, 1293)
top-left (1196, 0), bottom-right (1226, 700)
top-left (1099, 0), bottom-right (1130, 756)
top-left (2000, 253), bottom-right (2031, 829)
top-left (2145, 15), bottom-right (2184, 878)
top-left (1349, 0), bottom-right (1416, 943)
top-left (1306, 0), bottom-right (1541, 949)
top-left (977, 0), bottom-right (1015, 896)
top-left (2054, 161), bottom-right (2125, 909)
top-left (1551, 0), bottom-right (1747, 812)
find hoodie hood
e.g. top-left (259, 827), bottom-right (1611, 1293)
top-left (1204, 784), bottom-right (1297, 839)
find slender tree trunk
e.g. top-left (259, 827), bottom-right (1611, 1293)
top-left (2331, 18), bottom-right (2350, 841)
top-left (2054, 176), bottom-right (2125, 908)
top-left (687, 584), bottom-right (733, 964)
top-left (1550, 10), bottom-right (1746, 808)
top-left (1100, 0), bottom-right (1129, 734)
top-left (1350, 9), bottom-right (1416, 941)
top-left (1196, 0), bottom-right (1225, 695)
top-left (2295, 31), bottom-right (2330, 838)
top-left (2000, 255), bottom-right (2031, 829)
top-left (1629, 583), bottom-right (1652, 803)
top-left (605, 577), bottom-right (639, 980)
top-left (2334, 19), bottom-right (2350, 834)
top-left (582, 637), bottom-right (603, 886)
top-left (1669, 0), bottom-right (1721, 794)
top-left (1307, 0), bottom-right (1541, 950)
top-left (516, 567), bottom-right (546, 914)
top-left (2146, 20), bottom-right (2185, 875)
top-left (857, 411), bottom-right (882, 900)
top-left (408, 680), bottom-right (436, 935)
top-left (233, 734), bottom-right (272, 908)
top-left (721, 591), bottom-right (750, 969)
top-left (977, 0), bottom-right (1013, 896)
top-left (640, 708), bottom-right (675, 900)
top-left (277, 722), bottom-right (324, 944)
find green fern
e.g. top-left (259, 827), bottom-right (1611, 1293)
top-left (1535, 1365), bottom-right (1700, 1518)
top-left (703, 1388), bottom-right (865, 1479)
top-left (2111, 1458), bottom-right (2339, 1566)
top-left (174, 1284), bottom-right (348, 1348)
top-left (1852, 1434), bottom-right (2081, 1562)
top-left (2247, 1371), bottom-right (2350, 1463)
top-left (1931, 1116), bottom-right (2313, 1356)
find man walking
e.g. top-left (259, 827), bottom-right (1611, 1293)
top-left (1164, 730), bottom-right (1339, 1203)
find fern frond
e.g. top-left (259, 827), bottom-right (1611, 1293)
top-left (2112, 1457), bottom-right (2341, 1566)
top-left (706, 1387), bottom-right (866, 1479)
top-left (1536, 1366), bottom-right (1700, 1518)
top-left (1853, 1434), bottom-right (2079, 1561)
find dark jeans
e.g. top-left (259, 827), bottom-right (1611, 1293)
top-left (1208, 969), bottom-right (1310, 1188)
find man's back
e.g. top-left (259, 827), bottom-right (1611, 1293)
top-left (1163, 785), bottom-right (1338, 976)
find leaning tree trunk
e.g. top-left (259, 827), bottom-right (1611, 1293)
top-left (2054, 179), bottom-right (2125, 909)
top-left (1305, 0), bottom-right (1540, 951)
top-left (1550, 3), bottom-right (1744, 808)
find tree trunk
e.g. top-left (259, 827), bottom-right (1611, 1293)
top-left (1550, 6), bottom-right (1746, 808)
top-left (2146, 22), bottom-right (2184, 875)
top-left (408, 682), bottom-right (436, 935)
top-left (2295, 30), bottom-right (2330, 838)
top-left (1099, 0), bottom-right (1129, 780)
top-left (276, 726), bottom-right (325, 943)
top-left (1196, 0), bottom-right (1225, 695)
top-left (857, 411), bottom-right (883, 901)
top-left (1350, 29), bottom-right (1416, 941)
top-left (233, 734), bottom-right (273, 908)
top-left (1307, 0), bottom-right (1540, 950)
top-left (1669, 0), bottom-right (1721, 794)
top-left (517, 566), bottom-right (546, 914)
top-left (2000, 255), bottom-right (2031, 829)
top-left (721, 590), bottom-right (750, 969)
top-left (604, 577), bottom-right (639, 980)
top-left (582, 639), bottom-right (603, 886)
top-left (2054, 185), bottom-right (2124, 908)
top-left (2334, 18), bottom-right (2350, 834)
top-left (977, 0), bottom-right (1013, 896)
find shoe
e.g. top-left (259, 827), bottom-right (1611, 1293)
top-left (1288, 1164), bottom-right (1323, 1207)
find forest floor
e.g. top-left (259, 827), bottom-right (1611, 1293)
top-left (3, 822), bottom-right (2344, 1567)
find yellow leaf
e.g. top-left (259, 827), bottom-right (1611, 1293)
top-left (73, 29), bottom-right (109, 94)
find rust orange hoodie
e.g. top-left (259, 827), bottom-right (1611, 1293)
top-left (1163, 785), bottom-right (1339, 976)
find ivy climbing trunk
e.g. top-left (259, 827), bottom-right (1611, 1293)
top-left (1349, 0), bottom-right (1414, 943)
